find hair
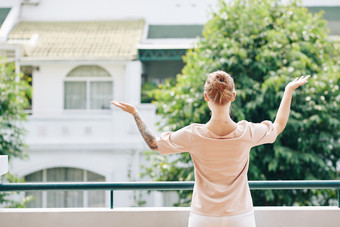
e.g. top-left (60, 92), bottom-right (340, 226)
top-left (204, 70), bottom-right (235, 105)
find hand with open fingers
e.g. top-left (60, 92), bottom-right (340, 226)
top-left (111, 100), bottom-right (137, 115)
top-left (285, 75), bottom-right (311, 92)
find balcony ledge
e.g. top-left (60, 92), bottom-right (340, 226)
top-left (0, 207), bottom-right (339, 227)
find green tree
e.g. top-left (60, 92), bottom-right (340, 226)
top-left (145, 0), bottom-right (340, 206)
top-left (0, 60), bottom-right (31, 207)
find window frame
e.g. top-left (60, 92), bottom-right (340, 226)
top-left (63, 66), bottom-right (114, 112)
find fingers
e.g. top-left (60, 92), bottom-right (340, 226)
top-left (286, 75), bottom-right (311, 91)
top-left (111, 100), bottom-right (125, 109)
top-left (295, 75), bottom-right (310, 83)
top-left (299, 75), bottom-right (310, 83)
top-left (112, 100), bottom-right (126, 106)
top-left (111, 100), bottom-right (134, 110)
top-left (115, 100), bottom-right (129, 107)
top-left (293, 75), bottom-right (311, 89)
top-left (111, 100), bottom-right (137, 114)
top-left (301, 75), bottom-right (310, 80)
top-left (111, 100), bottom-right (119, 106)
top-left (118, 101), bottom-right (130, 108)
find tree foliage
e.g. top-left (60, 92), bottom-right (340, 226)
top-left (145, 0), bottom-right (340, 206)
top-left (0, 61), bottom-right (31, 207)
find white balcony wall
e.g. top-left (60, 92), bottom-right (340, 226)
top-left (1, 207), bottom-right (339, 227)
top-left (24, 105), bottom-right (157, 146)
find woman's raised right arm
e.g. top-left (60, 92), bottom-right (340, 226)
top-left (111, 100), bottom-right (158, 150)
top-left (273, 75), bottom-right (310, 135)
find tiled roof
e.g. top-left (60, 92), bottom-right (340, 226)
top-left (8, 20), bottom-right (144, 60)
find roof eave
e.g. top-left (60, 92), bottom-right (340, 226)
top-left (18, 56), bottom-right (137, 65)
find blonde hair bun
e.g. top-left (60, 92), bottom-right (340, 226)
top-left (204, 71), bottom-right (234, 105)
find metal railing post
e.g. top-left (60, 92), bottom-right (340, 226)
top-left (110, 190), bottom-right (114, 209)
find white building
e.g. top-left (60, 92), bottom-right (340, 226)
top-left (0, 0), bottom-right (339, 208)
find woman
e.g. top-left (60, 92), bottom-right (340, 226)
top-left (112, 71), bottom-right (310, 227)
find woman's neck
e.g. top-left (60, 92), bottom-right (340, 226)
top-left (209, 103), bottom-right (232, 123)
top-left (206, 104), bottom-right (237, 136)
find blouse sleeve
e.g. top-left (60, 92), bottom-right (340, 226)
top-left (249, 120), bottom-right (278, 147)
top-left (156, 125), bottom-right (192, 155)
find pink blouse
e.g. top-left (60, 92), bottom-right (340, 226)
top-left (156, 120), bottom-right (277, 217)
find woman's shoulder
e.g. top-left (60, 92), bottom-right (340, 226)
top-left (188, 121), bottom-right (249, 139)
top-left (190, 120), bottom-right (248, 127)
top-left (189, 123), bottom-right (204, 127)
top-left (188, 121), bottom-right (249, 130)
top-left (237, 120), bottom-right (249, 125)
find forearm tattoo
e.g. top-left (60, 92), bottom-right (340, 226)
top-left (133, 112), bottom-right (158, 150)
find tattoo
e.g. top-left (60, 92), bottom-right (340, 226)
top-left (133, 112), bottom-right (158, 150)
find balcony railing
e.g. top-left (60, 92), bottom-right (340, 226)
top-left (1, 180), bottom-right (340, 208)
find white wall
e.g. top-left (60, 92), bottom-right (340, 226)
top-left (20, 0), bottom-right (217, 24)
top-left (0, 156), bottom-right (8, 177)
top-left (28, 60), bottom-right (157, 144)
top-left (8, 59), bottom-right (159, 207)
top-left (32, 63), bottom-right (125, 114)
top-left (301, 0), bottom-right (340, 6)
top-left (23, 106), bottom-right (157, 146)
top-left (18, 0), bottom-right (340, 25)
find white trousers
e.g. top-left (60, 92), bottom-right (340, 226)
top-left (188, 210), bottom-right (256, 227)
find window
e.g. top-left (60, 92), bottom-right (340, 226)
top-left (25, 167), bottom-right (105, 208)
top-left (64, 65), bottom-right (113, 110)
